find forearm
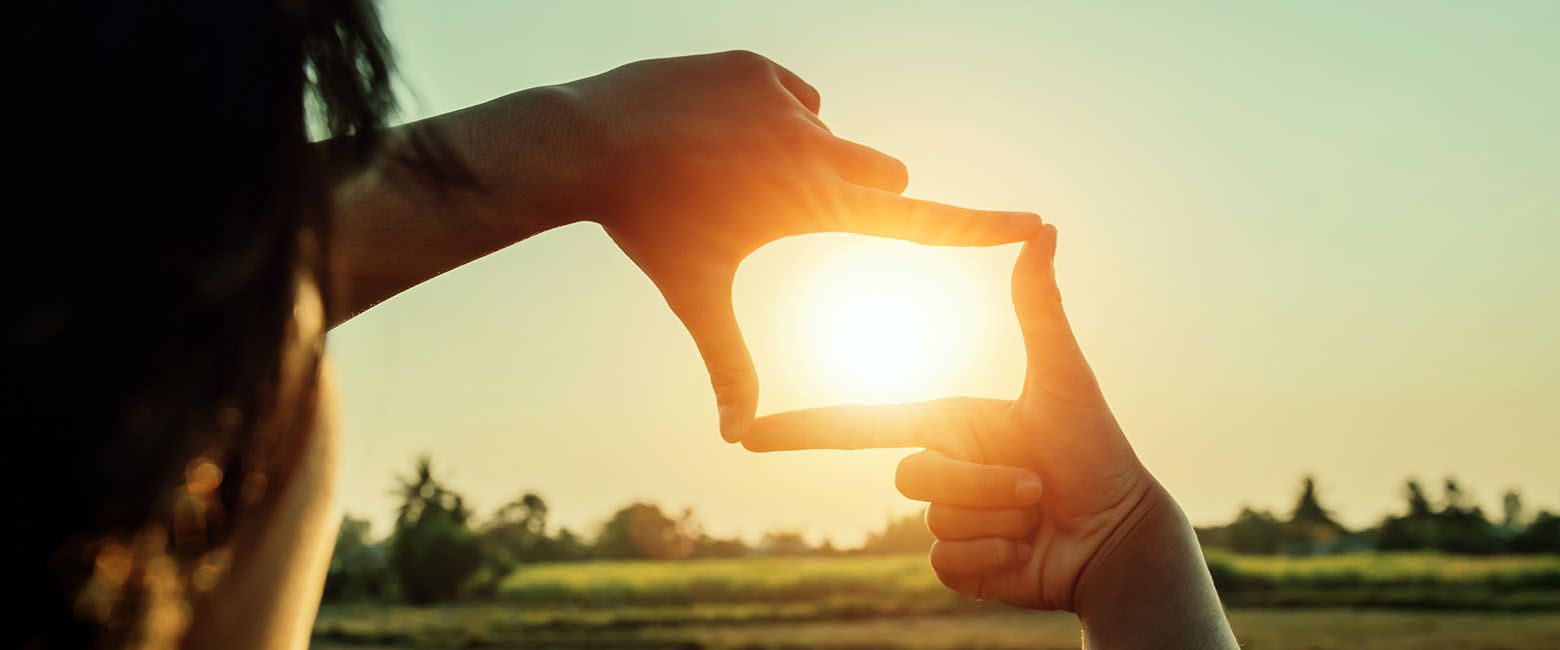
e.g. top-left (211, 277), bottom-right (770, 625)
top-left (327, 86), bottom-right (588, 326)
top-left (1075, 483), bottom-right (1238, 650)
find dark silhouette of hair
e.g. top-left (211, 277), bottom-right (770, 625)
top-left (3, 1), bottom-right (404, 646)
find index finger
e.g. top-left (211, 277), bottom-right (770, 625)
top-left (830, 188), bottom-right (1044, 247)
top-left (770, 62), bottom-right (821, 113)
top-left (742, 397), bottom-right (1004, 452)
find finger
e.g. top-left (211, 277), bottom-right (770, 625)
top-left (663, 276), bottom-right (758, 443)
top-left (930, 538), bottom-right (1031, 584)
top-left (832, 188), bottom-right (1044, 247)
top-left (1012, 225), bottom-right (1107, 408)
top-left (770, 62), bottom-right (821, 113)
top-left (742, 397), bottom-right (1005, 453)
top-left (925, 503), bottom-right (1039, 541)
top-left (896, 450), bottom-right (1043, 508)
top-left (828, 139), bottom-right (909, 193)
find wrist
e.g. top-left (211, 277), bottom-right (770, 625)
top-left (1073, 481), bottom-right (1237, 648)
top-left (433, 84), bottom-right (595, 240)
top-left (1073, 482), bottom-right (1192, 618)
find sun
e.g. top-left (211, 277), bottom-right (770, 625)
top-left (798, 242), bottom-right (984, 404)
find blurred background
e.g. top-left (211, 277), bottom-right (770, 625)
top-left (318, 1), bottom-right (1560, 648)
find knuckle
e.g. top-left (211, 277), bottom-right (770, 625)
top-left (924, 505), bottom-right (951, 537)
top-left (719, 49), bottom-right (770, 72)
top-left (771, 114), bottom-right (819, 142)
top-left (1012, 296), bottom-right (1051, 313)
top-left (928, 539), bottom-right (953, 567)
top-left (705, 365), bottom-right (754, 392)
top-left (991, 538), bottom-right (1014, 565)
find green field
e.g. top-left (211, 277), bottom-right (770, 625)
top-left (313, 552), bottom-right (1560, 649)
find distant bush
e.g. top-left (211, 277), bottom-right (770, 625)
top-left (593, 502), bottom-right (699, 560)
top-left (1511, 512), bottom-right (1560, 554)
top-left (322, 515), bottom-right (393, 602)
top-left (857, 511), bottom-right (933, 555)
top-left (1202, 476), bottom-right (1557, 557)
top-left (388, 457), bottom-right (484, 604)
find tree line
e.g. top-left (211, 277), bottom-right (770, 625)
top-left (324, 455), bottom-right (942, 604)
top-left (324, 457), bottom-right (1560, 605)
top-left (1196, 476), bottom-right (1560, 556)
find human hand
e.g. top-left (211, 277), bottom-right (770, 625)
top-left (743, 227), bottom-right (1234, 650)
top-left (743, 224), bottom-right (1151, 609)
top-left (331, 51), bottom-right (1037, 437)
top-left (550, 51), bottom-right (1043, 442)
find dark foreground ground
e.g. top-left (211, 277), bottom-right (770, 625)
top-left (312, 608), bottom-right (1560, 650)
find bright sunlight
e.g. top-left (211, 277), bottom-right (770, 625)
top-left (796, 240), bottom-right (989, 404)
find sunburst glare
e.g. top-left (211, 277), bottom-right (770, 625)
top-left (796, 241), bottom-right (985, 404)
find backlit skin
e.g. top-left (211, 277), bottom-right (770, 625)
top-left (743, 227), bottom-right (1240, 649)
top-left (330, 50), bottom-right (1044, 442)
top-left (211, 51), bottom-right (1227, 649)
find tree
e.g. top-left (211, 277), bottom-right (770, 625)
top-left (758, 530), bottom-right (814, 556)
top-left (1432, 478), bottom-right (1499, 554)
top-left (1510, 511), bottom-right (1560, 553)
top-left (322, 515), bottom-right (392, 602)
top-left (1406, 480), bottom-right (1434, 518)
top-left (691, 534), bottom-right (749, 558)
top-left (549, 527), bottom-right (591, 562)
top-left (858, 511), bottom-right (933, 555)
top-left (483, 492), bottom-right (552, 574)
top-left (1282, 476), bottom-right (1349, 554)
top-left (1378, 477), bottom-right (1500, 554)
top-left (594, 502), bottom-right (696, 560)
top-left (1227, 508), bottom-right (1285, 555)
top-left (1378, 479), bottom-right (1438, 551)
top-left (388, 456), bottom-right (484, 604)
top-left (1500, 490), bottom-right (1525, 536)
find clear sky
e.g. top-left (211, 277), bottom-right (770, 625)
top-left (330, 0), bottom-right (1560, 544)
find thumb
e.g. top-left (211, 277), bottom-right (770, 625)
top-left (1011, 225), bottom-right (1106, 409)
top-left (665, 277), bottom-right (758, 443)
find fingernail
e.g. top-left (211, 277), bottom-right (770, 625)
top-left (718, 405), bottom-right (750, 443)
top-left (1008, 212), bottom-right (1044, 230)
top-left (1039, 224), bottom-right (1059, 268)
top-left (1014, 476), bottom-right (1044, 502)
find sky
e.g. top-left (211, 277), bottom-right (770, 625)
top-left (329, 0), bottom-right (1560, 545)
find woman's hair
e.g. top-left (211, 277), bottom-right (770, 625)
top-left (4, 1), bottom-right (397, 646)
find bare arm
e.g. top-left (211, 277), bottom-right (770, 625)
top-left (329, 87), bottom-right (582, 326)
top-left (327, 87), bottom-right (580, 324)
top-left (323, 52), bottom-right (1043, 442)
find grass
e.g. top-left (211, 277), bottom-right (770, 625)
top-left (493, 552), bottom-right (1560, 611)
top-left (498, 554), bottom-right (962, 613)
top-left (1205, 550), bottom-right (1560, 609)
top-left (312, 609), bottom-right (1560, 649)
top-left (313, 553), bottom-right (1560, 648)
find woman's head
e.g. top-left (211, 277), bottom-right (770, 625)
top-left (5, 1), bottom-right (393, 646)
